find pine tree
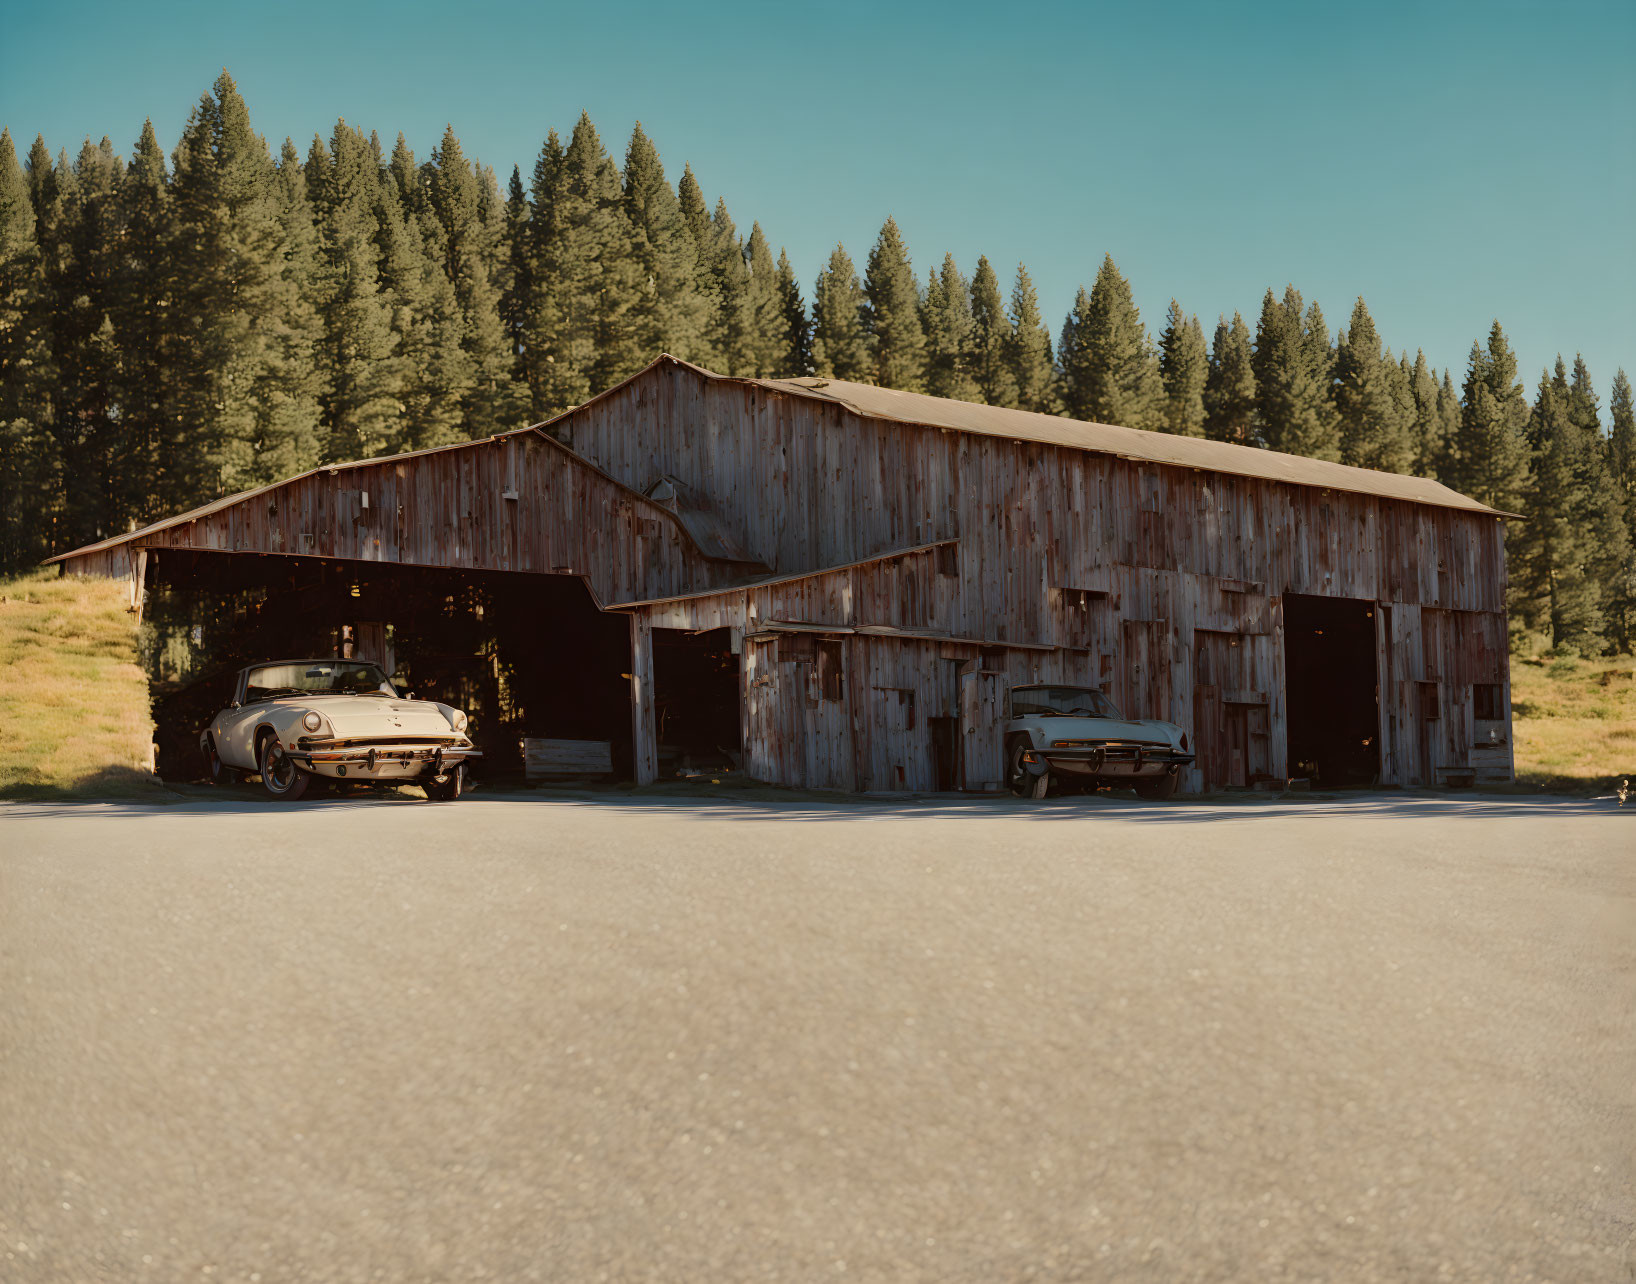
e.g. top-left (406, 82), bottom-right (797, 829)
top-left (1452, 321), bottom-right (1530, 513)
top-left (1434, 369), bottom-right (1462, 482)
top-left (862, 217), bottom-right (924, 391)
top-left (1203, 312), bottom-right (1256, 445)
top-left (1157, 300), bottom-right (1207, 436)
top-left (1057, 255), bottom-right (1161, 428)
top-left (48, 137), bottom-right (127, 545)
top-left (674, 163), bottom-right (719, 364)
top-left (1252, 286), bottom-right (1340, 459)
top-left (968, 256), bottom-right (1017, 408)
top-left (1608, 369), bottom-right (1636, 651)
top-left (1405, 350), bottom-right (1445, 477)
top-left (621, 124), bottom-right (709, 366)
top-left (921, 253), bottom-right (978, 402)
top-left (703, 198), bottom-right (753, 375)
top-left (1003, 263), bottom-right (1054, 413)
top-left (427, 125), bottom-right (527, 435)
top-left (809, 244), bottom-right (870, 381)
top-left (773, 248), bottom-right (809, 377)
top-left (1335, 297), bottom-right (1412, 471)
top-left (111, 120), bottom-right (180, 519)
top-left (744, 222), bottom-right (784, 377)
top-left (1522, 363), bottom-right (1602, 652)
top-left (374, 170), bottom-right (470, 450)
top-left (0, 127), bottom-right (58, 571)
top-left (307, 122), bottom-right (402, 462)
top-left (498, 165), bottom-right (531, 389)
top-left (1564, 356), bottom-right (1633, 653)
top-left (168, 72), bottom-right (324, 495)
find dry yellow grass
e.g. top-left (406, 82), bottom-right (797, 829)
top-left (0, 570), bottom-right (165, 799)
top-left (1510, 645), bottom-right (1636, 793)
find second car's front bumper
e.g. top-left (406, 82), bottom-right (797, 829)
top-left (1023, 744), bottom-right (1195, 778)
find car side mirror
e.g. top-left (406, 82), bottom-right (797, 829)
top-left (229, 700), bottom-right (241, 710)
top-left (401, 691), bottom-right (414, 701)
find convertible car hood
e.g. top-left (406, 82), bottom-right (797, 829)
top-left (1030, 716), bottom-right (1176, 743)
top-left (282, 695), bottom-right (454, 739)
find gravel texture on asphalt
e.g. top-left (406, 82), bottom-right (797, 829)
top-left (1, 791), bottom-right (1632, 1282)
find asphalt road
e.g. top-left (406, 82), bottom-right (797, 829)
top-left (1, 790), bottom-right (1632, 1282)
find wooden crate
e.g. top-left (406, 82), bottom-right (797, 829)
top-left (523, 738), bottom-right (613, 782)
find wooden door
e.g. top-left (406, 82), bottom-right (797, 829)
top-left (1121, 619), bottom-right (1171, 721)
top-left (960, 670), bottom-right (1005, 791)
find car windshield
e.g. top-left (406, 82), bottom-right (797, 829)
top-left (245, 661), bottom-right (397, 702)
top-left (1011, 685), bottom-right (1121, 718)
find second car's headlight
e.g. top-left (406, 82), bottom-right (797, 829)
top-left (452, 711), bottom-right (468, 732)
top-left (302, 711), bottom-right (322, 732)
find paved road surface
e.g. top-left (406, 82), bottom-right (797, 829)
top-left (2, 791), bottom-right (1632, 1282)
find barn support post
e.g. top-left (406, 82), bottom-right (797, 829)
top-left (630, 612), bottom-right (657, 785)
top-left (129, 548), bottom-right (148, 625)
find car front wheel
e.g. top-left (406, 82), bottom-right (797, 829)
top-left (1134, 770), bottom-right (1179, 801)
top-left (423, 764), bottom-right (464, 802)
top-left (1007, 740), bottom-right (1050, 800)
top-left (258, 732), bottom-right (312, 801)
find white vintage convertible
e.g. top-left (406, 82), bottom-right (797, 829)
top-left (200, 659), bottom-right (480, 801)
top-left (1004, 683), bottom-right (1194, 800)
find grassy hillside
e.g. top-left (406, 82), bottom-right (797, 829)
top-left (0, 570), bottom-right (164, 799)
top-left (1510, 645), bottom-right (1635, 794)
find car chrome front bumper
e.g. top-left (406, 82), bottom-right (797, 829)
top-left (288, 743), bottom-right (482, 780)
top-left (1023, 745), bottom-right (1194, 778)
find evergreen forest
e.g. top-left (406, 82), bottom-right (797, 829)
top-left (2, 73), bottom-right (1631, 655)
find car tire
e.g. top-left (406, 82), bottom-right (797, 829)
top-left (1007, 739), bottom-right (1050, 800)
top-left (424, 764), bottom-right (464, 802)
top-left (205, 736), bottom-right (236, 787)
top-left (257, 731), bottom-right (312, 801)
top-left (1134, 771), bottom-right (1179, 801)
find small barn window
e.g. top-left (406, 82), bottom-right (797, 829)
top-left (1418, 681), bottom-right (1440, 721)
top-left (1473, 683), bottom-right (1503, 720)
top-left (936, 543), bottom-right (958, 577)
top-left (817, 639), bottom-right (843, 702)
top-left (779, 633), bottom-right (816, 664)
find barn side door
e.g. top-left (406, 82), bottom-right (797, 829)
top-left (960, 670), bottom-right (1005, 791)
top-left (1120, 619), bottom-right (1172, 721)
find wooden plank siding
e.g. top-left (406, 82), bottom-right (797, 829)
top-left (56, 431), bottom-right (748, 608)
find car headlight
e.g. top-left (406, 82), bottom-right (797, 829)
top-left (452, 711), bottom-right (468, 732)
top-left (302, 711), bottom-right (323, 732)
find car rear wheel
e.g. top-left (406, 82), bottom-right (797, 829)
top-left (205, 736), bottom-right (237, 787)
top-left (1134, 770), bottom-right (1179, 801)
top-left (258, 732), bottom-right (312, 801)
top-left (424, 764), bottom-right (464, 802)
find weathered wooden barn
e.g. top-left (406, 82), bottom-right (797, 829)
top-left (50, 354), bottom-right (1516, 793)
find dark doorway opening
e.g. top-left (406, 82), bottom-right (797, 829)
top-left (1283, 593), bottom-right (1380, 788)
top-left (652, 627), bottom-right (742, 775)
top-left (140, 550), bottom-right (632, 783)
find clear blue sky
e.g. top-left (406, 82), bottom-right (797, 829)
top-left (3, 0), bottom-right (1633, 410)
